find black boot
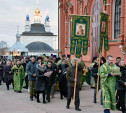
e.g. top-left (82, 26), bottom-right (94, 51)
top-left (37, 100), bottom-right (41, 103)
top-left (43, 92), bottom-right (47, 104)
top-left (94, 98), bottom-right (96, 103)
top-left (66, 105), bottom-right (69, 109)
top-left (94, 88), bottom-right (97, 103)
top-left (66, 99), bottom-right (71, 109)
top-left (6, 84), bottom-right (9, 90)
top-left (60, 94), bottom-right (63, 100)
top-left (37, 92), bottom-right (41, 103)
top-left (75, 107), bottom-right (81, 111)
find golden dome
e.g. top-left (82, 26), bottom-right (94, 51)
top-left (35, 7), bottom-right (40, 15)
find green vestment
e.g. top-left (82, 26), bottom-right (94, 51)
top-left (11, 65), bottom-right (25, 91)
top-left (99, 63), bottom-right (121, 110)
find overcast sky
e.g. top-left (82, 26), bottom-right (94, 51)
top-left (0, 0), bottom-right (58, 47)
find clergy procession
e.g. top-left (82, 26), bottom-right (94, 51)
top-left (0, 54), bottom-right (125, 113)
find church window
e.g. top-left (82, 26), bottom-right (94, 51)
top-left (114, 0), bottom-right (121, 39)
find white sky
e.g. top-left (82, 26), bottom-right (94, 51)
top-left (0, 0), bottom-right (58, 47)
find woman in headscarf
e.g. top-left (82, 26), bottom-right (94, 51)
top-left (35, 62), bottom-right (47, 104)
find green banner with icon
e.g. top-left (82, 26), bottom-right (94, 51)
top-left (70, 15), bottom-right (90, 58)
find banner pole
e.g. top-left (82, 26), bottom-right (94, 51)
top-left (73, 59), bottom-right (78, 107)
top-left (96, 53), bottom-right (101, 99)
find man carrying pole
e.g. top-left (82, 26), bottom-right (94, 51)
top-left (68, 14), bottom-right (90, 111)
top-left (66, 58), bottom-right (83, 111)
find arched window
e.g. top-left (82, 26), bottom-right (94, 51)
top-left (114, 0), bottom-right (121, 39)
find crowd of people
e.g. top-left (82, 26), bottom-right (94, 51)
top-left (0, 54), bottom-right (125, 113)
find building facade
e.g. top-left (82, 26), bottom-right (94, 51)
top-left (20, 5), bottom-right (58, 56)
top-left (59, 0), bottom-right (126, 65)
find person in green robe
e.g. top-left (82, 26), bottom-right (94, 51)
top-left (11, 59), bottom-right (25, 93)
top-left (99, 55), bottom-right (121, 113)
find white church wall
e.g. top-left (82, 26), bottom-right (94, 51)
top-left (21, 35), bottom-right (57, 50)
top-left (28, 52), bottom-right (58, 56)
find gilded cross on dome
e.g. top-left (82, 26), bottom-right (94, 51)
top-left (35, 0), bottom-right (41, 16)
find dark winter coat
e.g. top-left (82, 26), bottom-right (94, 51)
top-left (66, 64), bottom-right (83, 87)
top-left (91, 63), bottom-right (103, 83)
top-left (4, 65), bottom-right (13, 83)
top-left (91, 64), bottom-right (99, 83)
top-left (116, 66), bottom-right (126, 90)
top-left (35, 64), bottom-right (46, 92)
top-left (58, 64), bottom-right (69, 82)
top-left (26, 61), bottom-right (37, 81)
top-left (21, 63), bottom-right (26, 72)
top-left (45, 65), bottom-right (56, 86)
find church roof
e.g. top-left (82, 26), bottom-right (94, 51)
top-left (9, 42), bottom-right (28, 52)
top-left (26, 41), bottom-right (54, 52)
top-left (22, 24), bottom-right (56, 36)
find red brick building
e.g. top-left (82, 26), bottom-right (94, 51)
top-left (58, 0), bottom-right (126, 65)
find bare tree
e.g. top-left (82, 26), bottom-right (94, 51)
top-left (0, 41), bottom-right (8, 56)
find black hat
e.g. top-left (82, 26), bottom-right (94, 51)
top-left (53, 55), bottom-right (57, 58)
top-left (92, 57), bottom-right (97, 62)
top-left (51, 54), bottom-right (53, 56)
top-left (62, 54), bottom-right (66, 58)
top-left (67, 54), bottom-right (71, 58)
top-left (37, 57), bottom-right (42, 61)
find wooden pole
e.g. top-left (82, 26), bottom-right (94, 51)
top-left (96, 54), bottom-right (101, 99)
top-left (73, 59), bottom-right (78, 107)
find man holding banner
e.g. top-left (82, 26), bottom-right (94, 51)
top-left (66, 58), bottom-right (83, 111)
top-left (69, 15), bottom-right (90, 111)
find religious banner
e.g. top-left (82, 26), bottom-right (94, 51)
top-left (70, 15), bottom-right (90, 58)
top-left (99, 12), bottom-right (109, 52)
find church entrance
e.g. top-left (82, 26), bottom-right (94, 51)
top-left (92, 0), bottom-right (102, 58)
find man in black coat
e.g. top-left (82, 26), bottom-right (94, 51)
top-left (58, 59), bottom-right (69, 99)
top-left (116, 60), bottom-right (126, 113)
top-left (91, 57), bottom-right (105, 104)
top-left (45, 61), bottom-right (56, 102)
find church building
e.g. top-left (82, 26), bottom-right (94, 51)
top-left (59, 0), bottom-right (126, 65)
top-left (20, 3), bottom-right (58, 56)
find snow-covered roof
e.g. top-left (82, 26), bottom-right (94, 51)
top-left (9, 42), bottom-right (28, 52)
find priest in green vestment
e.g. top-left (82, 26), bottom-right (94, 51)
top-left (11, 59), bottom-right (25, 93)
top-left (99, 55), bottom-right (121, 113)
